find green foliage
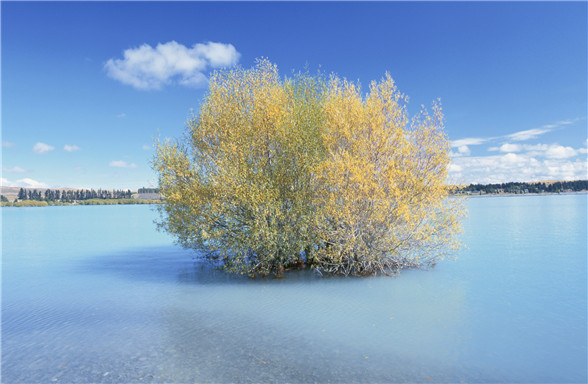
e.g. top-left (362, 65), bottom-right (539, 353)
top-left (154, 60), bottom-right (325, 277)
top-left (12, 200), bottom-right (49, 207)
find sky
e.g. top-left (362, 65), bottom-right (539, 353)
top-left (1, 1), bottom-right (587, 190)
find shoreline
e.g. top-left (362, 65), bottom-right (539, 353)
top-left (0, 199), bottom-right (161, 208)
top-left (457, 191), bottom-right (588, 198)
top-left (2, 191), bottom-right (586, 207)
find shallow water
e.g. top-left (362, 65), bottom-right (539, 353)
top-left (1, 195), bottom-right (586, 383)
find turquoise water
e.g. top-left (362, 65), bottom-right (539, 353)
top-left (1, 195), bottom-right (586, 383)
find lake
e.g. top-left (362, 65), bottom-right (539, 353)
top-left (1, 194), bottom-right (586, 383)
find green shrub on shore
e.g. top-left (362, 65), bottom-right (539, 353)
top-left (12, 200), bottom-right (49, 207)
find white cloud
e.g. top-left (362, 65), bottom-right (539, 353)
top-left (142, 144), bottom-right (152, 150)
top-left (109, 160), bottom-right (138, 168)
top-left (1, 177), bottom-right (49, 188)
top-left (451, 138), bottom-right (488, 148)
top-left (3, 166), bottom-right (31, 173)
top-left (450, 145), bottom-right (471, 158)
top-left (2, 141), bottom-right (15, 148)
top-left (497, 143), bottom-right (522, 153)
top-left (193, 42), bottom-right (241, 67)
top-left (448, 117), bottom-right (586, 183)
top-left (544, 145), bottom-right (577, 159)
top-left (449, 151), bottom-right (587, 184)
top-left (457, 145), bottom-right (471, 156)
top-left (104, 41), bottom-right (240, 90)
top-left (64, 144), bottom-right (81, 152)
top-left (33, 142), bottom-right (55, 154)
top-left (116, 113), bottom-right (126, 118)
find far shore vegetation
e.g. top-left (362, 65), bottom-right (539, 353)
top-left (2, 181), bottom-right (585, 208)
top-left (0, 187), bottom-right (161, 207)
top-left (455, 180), bottom-right (588, 195)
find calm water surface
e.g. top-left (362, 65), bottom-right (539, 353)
top-left (2, 195), bottom-right (587, 383)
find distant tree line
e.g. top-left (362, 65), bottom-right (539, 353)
top-left (17, 188), bottom-right (133, 202)
top-left (138, 187), bottom-right (159, 194)
top-left (456, 180), bottom-right (588, 194)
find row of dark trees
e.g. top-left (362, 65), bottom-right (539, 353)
top-left (138, 187), bottom-right (159, 194)
top-left (456, 180), bottom-right (588, 194)
top-left (17, 188), bottom-right (133, 202)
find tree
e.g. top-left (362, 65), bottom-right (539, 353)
top-left (154, 59), bottom-right (463, 277)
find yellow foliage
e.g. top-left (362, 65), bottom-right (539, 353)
top-left (153, 59), bottom-right (464, 277)
top-left (313, 75), bottom-right (465, 275)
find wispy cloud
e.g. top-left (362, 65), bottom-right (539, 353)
top-left (3, 166), bottom-right (31, 174)
top-left (454, 117), bottom-right (582, 152)
top-left (142, 144), bottom-right (152, 151)
top-left (105, 41), bottom-right (240, 90)
top-left (116, 113), bottom-right (126, 118)
top-left (507, 128), bottom-right (551, 142)
top-left (506, 118), bottom-right (580, 142)
top-left (64, 144), bottom-right (81, 152)
top-left (540, 119), bottom-right (577, 129)
top-left (2, 141), bottom-right (15, 148)
top-left (33, 142), bottom-right (55, 154)
top-left (1, 177), bottom-right (49, 188)
top-left (109, 160), bottom-right (138, 168)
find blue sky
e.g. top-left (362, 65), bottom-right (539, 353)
top-left (2, 1), bottom-right (587, 190)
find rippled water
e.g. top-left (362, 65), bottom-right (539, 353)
top-left (2, 195), bottom-right (587, 383)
